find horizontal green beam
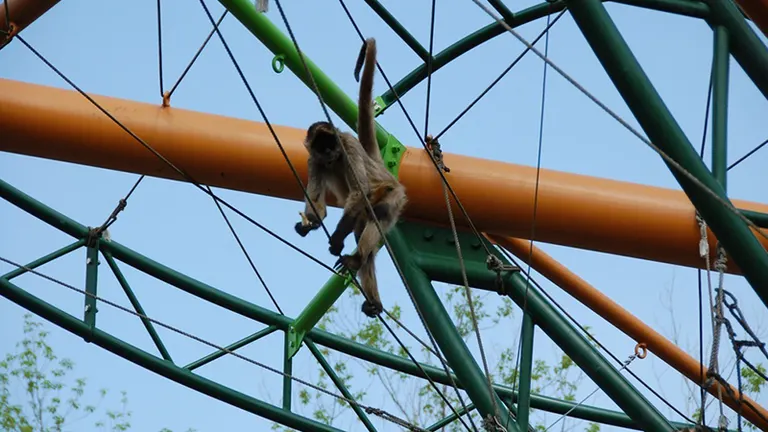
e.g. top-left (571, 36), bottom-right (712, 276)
top-left (0, 178), bottom-right (701, 430)
top-left (0, 277), bottom-right (342, 432)
top-left (742, 209), bottom-right (768, 229)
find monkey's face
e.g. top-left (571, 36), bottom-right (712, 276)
top-left (306, 122), bottom-right (342, 166)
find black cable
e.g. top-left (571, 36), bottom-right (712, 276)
top-left (496, 247), bottom-right (694, 426)
top-left (15, 33), bottom-right (347, 283)
top-left (511, 5), bottom-right (552, 417)
top-left (206, 185), bottom-right (282, 314)
top-left (196, 0), bottom-right (332, 240)
top-left (157, 0), bottom-right (165, 97)
top-left (697, 58), bottom-right (714, 427)
top-left (168, 10), bottom-right (228, 99)
top-left (421, 2), bottom-right (481, 430)
top-left (269, 2), bottom-right (474, 429)
top-left (435, 8), bottom-right (567, 141)
top-left (727, 138), bottom-right (768, 171)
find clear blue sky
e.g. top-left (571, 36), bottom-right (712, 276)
top-left (1, 1), bottom-right (767, 431)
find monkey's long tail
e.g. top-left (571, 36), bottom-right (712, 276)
top-left (355, 38), bottom-right (377, 154)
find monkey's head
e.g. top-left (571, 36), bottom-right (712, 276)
top-left (306, 121), bottom-right (342, 166)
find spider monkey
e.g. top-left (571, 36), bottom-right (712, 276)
top-left (295, 37), bottom-right (407, 317)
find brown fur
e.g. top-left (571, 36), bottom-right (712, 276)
top-left (295, 38), bottom-right (407, 317)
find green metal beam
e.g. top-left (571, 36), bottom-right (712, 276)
top-left (0, 277), bottom-right (344, 432)
top-left (426, 402), bottom-right (476, 431)
top-left (378, 1), bottom-right (566, 113)
top-left (376, 0), bottom-right (709, 113)
top-left (703, 0), bottom-right (768, 100)
top-left (0, 178), bottom-right (704, 430)
top-left (564, 0), bottom-right (768, 310)
top-left (609, 0), bottom-right (709, 17)
top-left (362, 0), bottom-right (429, 61)
top-left (218, 0), bottom-right (389, 148)
top-left (282, 331), bottom-right (293, 410)
top-left (1, 239), bottom-right (85, 280)
top-left (742, 209), bottom-right (768, 229)
top-left (103, 251), bottom-right (173, 362)
top-left (516, 314), bottom-right (535, 430)
top-left (305, 338), bottom-right (378, 432)
top-left (712, 25), bottom-right (729, 190)
top-left (84, 238), bottom-right (99, 331)
top-left (184, 325), bottom-right (278, 371)
top-left (398, 221), bottom-right (673, 431)
top-left (386, 226), bottom-right (516, 430)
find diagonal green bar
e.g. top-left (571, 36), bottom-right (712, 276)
top-left (362, 0), bottom-right (429, 61)
top-left (305, 338), bottom-right (377, 432)
top-left (1, 239), bottom-right (85, 280)
top-left (702, 0), bottom-right (768, 100)
top-left (564, 0), bottom-right (768, 310)
top-left (103, 251), bottom-right (173, 362)
top-left (426, 402), bottom-right (476, 431)
top-left (712, 25), bottom-right (729, 190)
top-left (0, 178), bottom-right (708, 431)
top-left (487, 0), bottom-right (515, 22)
top-left (407, 222), bottom-right (674, 431)
top-left (185, 325), bottom-right (278, 371)
top-left (218, 0), bottom-right (389, 148)
top-left (386, 226), bottom-right (516, 430)
top-left (0, 277), bottom-right (343, 432)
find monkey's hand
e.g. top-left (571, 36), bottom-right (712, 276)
top-left (361, 300), bottom-right (383, 318)
top-left (328, 233), bottom-right (345, 256)
top-left (295, 212), bottom-right (321, 237)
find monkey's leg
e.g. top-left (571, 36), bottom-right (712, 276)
top-left (334, 218), bottom-right (382, 275)
top-left (328, 211), bottom-right (358, 256)
top-left (358, 258), bottom-right (382, 317)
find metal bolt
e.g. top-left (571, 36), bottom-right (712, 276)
top-left (472, 240), bottom-right (481, 249)
top-left (423, 230), bottom-right (434, 241)
top-left (447, 237), bottom-right (456, 245)
top-left (387, 161), bottom-right (396, 168)
top-left (391, 146), bottom-right (401, 154)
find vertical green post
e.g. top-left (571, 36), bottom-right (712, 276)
top-left (712, 25), bottom-right (729, 190)
top-left (387, 227), bottom-right (515, 430)
top-left (516, 313), bottom-right (535, 429)
top-left (563, 0), bottom-right (768, 310)
top-left (283, 331), bottom-right (293, 410)
top-left (84, 236), bottom-right (99, 333)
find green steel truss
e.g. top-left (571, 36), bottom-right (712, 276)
top-left (2, 0), bottom-right (767, 431)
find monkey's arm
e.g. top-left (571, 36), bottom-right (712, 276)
top-left (295, 163), bottom-right (326, 237)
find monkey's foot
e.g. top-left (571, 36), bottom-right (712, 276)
top-left (361, 300), bottom-right (383, 317)
top-left (334, 254), bottom-right (362, 273)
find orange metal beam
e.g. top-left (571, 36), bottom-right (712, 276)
top-left (493, 235), bottom-right (768, 430)
top-left (1, 77), bottom-right (768, 273)
top-left (735, 0), bottom-right (768, 39)
top-left (0, 0), bottom-right (60, 40)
